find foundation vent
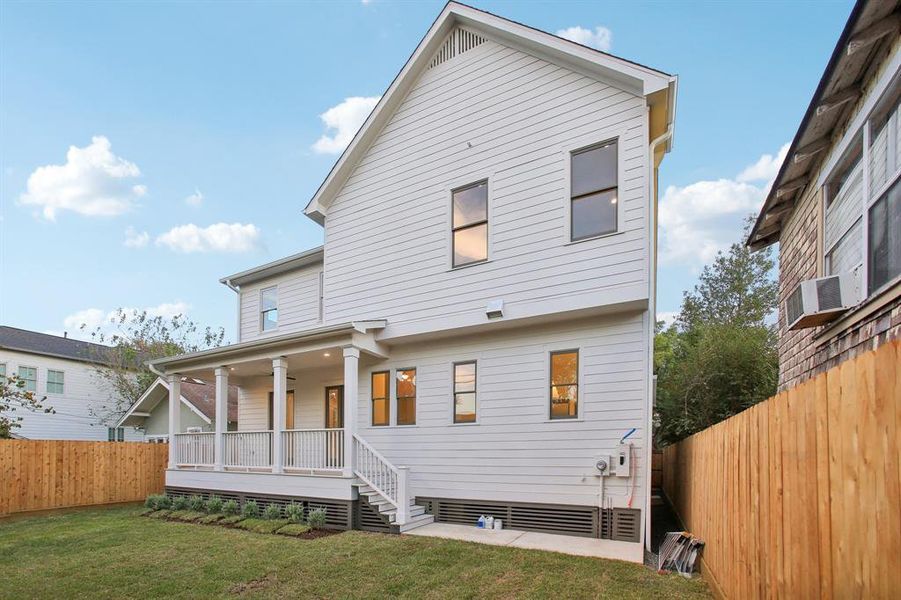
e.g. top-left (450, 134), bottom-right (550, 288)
top-left (611, 508), bottom-right (641, 543)
top-left (355, 497), bottom-right (392, 533)
top-left (428, 27), bottom-right (486, 69)
top-left (417, 497), bottom-right (599, 538)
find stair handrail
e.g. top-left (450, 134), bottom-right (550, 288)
top-left (352, 434), bottom-right (409, 525)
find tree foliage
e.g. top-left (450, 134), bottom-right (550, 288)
top-left (82, 309), bottom-right (225, 424)
top-left (655, 218), bottom-right (779, 445)
top-left (1, 375), bottom-right (54, 438)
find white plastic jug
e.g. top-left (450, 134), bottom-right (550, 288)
top-left (485, 516), bottom-right (495, 529)
top-left (493, 519), bottom-right (503, 531)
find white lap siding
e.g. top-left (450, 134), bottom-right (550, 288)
top-left (323, 38), bottom-right (649, 334)
top-left (355, 313), bottom-right (650, 508)
top-left (238, 264), bottom-right (322, 343)
top-left (236, 367), bottom-right (342, 431)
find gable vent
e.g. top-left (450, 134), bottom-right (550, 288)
top-left (428, 27), bottom-right (486, 69)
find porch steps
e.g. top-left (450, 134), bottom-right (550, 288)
top-left (353, 481), bottom-right (434, 533)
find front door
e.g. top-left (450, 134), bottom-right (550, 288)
top-left (325, 386), bottom-right (344, 467)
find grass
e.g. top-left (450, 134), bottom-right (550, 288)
top-left (0, 506), bottom-right (710, 599)
top-left (233, 518), bottom-right (290, 534)
top-left (276, 523), bottom-right (312, 536)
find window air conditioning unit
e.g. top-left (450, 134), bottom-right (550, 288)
top-left (186, 426), bottom-right (203, 434)
top-left (785, 272), bottom-right (857, 330)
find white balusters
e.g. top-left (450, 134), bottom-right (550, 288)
top-left (173, 432), bottom-right (214, 466)
top-left (281, 429), bottom-right (344, 471)
top-left (222, 431), bottom-right (272, 468)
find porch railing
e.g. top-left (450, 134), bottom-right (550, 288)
top-left (282, 429), bottom-right (344, 470)
top-left (223, 431), bottom-right (272, 468)
top-left (353, 434), bottom-right (409, 524)
top-left (173, 432), bottom-right (214, 466)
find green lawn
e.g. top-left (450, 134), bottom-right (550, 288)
top-left (0, 506), bottom-right (710, 599)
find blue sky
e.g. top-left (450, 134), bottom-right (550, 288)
top-left (0, 0), bottom-right (853, 341)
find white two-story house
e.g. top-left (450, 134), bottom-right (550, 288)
top-left (153, 2), bottom-right (677, 557)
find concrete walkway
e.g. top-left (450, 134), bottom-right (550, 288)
top-left (405, 522), bottom-right (644, 563)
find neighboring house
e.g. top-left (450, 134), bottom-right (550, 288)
top-left (151, 2), bottom-right (677, 558)
top-left (749, 0), bottom-right (900, 390)
top-left (117, 377), bottom-right (238, 442)
top-left (0, 326), bottom-right (142, 441)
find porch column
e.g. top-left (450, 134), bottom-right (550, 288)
top-left (214, 367), bottom-right (228, 471)
top-left (342, 347), bottom-right (360, 478)
top-left (272, 357), bottom-right (288, 474)
top-left (167, 374), bottom-right (181, 469)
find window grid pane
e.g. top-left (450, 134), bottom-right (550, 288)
top-left (453, 362), bottom-right (477, 423)
top-left (549, 351), bottom-right (578, 420)
top-left (47, 370), bottom-right (64, 394)
top-left (571, 142), bottom-right (617, 197)
top-left (18, 367), bottom-right (37, 392)
top-left (453, 223), bottom-right (488, 267)
top-left (452, 182), bottom-right (488, 228)
top-left (452, 181), bottom-right (488, 268)
top-left (396, 369), bottom-right (416, 425)
top-left (570, 141), bottom-right (618, 241)
top-left (371, 371), bottom-right (389, 426)
top-left (0, 364), bottom-right (6, 377)
top-left (868, 177), bottom-right (901, 293)
top-left (571, 190), bottom-right (617, 241)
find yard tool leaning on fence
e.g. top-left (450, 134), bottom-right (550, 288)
top-left (657, 532), bottom-right (704, 577)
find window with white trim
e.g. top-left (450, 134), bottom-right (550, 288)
top-left (453, 361), bottom-right (476, 423)
top-left (570, 140), bottom-right (618, 241)
top-left (47, 370), bottom-right (64, 394)
top-left (823, 87), bottom-right (901, 297)
top-left (108, 427), bottom-right (125, 442)
top-left (260, 286), bottom-right (278, 331)
top-left (0, 363), bottom-right (6, 378)
top-left (452, 181), bottom-right (488, 267)
top-left (18, 366), bottom-right (37, 392)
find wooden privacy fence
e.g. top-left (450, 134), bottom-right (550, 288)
top-left (0, 440), bottom-right (168, 516)
top-left (663, 340), bottom-right (899, 599)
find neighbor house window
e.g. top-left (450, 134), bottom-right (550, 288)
top-left (108, 427), bottom-right (125, 442)
top-left (823, 89), bottom-right (901, 297)
top-left (570, 140), bottom-right (618, 241)
top-left (549, 351), bottom-right (578, 419)
top-left (371, 371), bottom-right (389, 427)
top-left (452, 181), bottom-right (488, 267)
top-left (453, 362), bottom-right (477, 423)
top-left (18, 366), bottom-right (37, 392)
top-left (47, 370), bottom-right (64, 394)
top-left (261, 286), bottom-right (278, 331)
top-left (0, 363), bottom-right (6, 377)
top-left (396, 368), bottom-right (416, 425)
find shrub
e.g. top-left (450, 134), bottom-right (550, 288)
top-left (144, 494), bottom-right (163, 509)
top-left (307, 507), bottom-right (327, 529)
top-left (156, 495), bottom-right (172, 510)
top-left (263, 503), bottom-right (282, 520)
top-left (222, 499), bottom-right (239, 516)
top-left (171, 496), bottom-right (189, 511)
top-left (188, 495), bottom-right (205, 512)
top-left (284, 502), bottom-right (304, 524)
top-left (205, 495), bottom-right (224, 514)
top-left (241, 500), bottom-right (260, 519)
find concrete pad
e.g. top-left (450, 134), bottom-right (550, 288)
top-left (405, 522), bottom-right (643, 563)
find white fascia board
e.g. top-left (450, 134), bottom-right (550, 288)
top-left (115, 377), bottom-right (211, 427)
top-left (303, 2), bottom-right (672, 221)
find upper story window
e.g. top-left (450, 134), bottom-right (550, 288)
top-left (0, 363), bottom-right (5, 377)
top-left (107, 427), bottom-right (125, 442)
top-left (47, 370), bottom-right (64, 394)
top-left (570, 140), bottom-right (617, 241)
top-left (453, 361), bottom-right (477, 423)
top-left (260, 286), bottom-right (278, 331)
top-left (823, 88), bottom-right (901, 297)
top-left (18, 366), bottom-right (37, 392)
top-left (371, 371), bottom-right (389, 427)
top-left (452, 181), bottom-right (488, 267)
top-left (396, 368), bottom-right (416, 425)
top-left (549, 350), bottom-right (578, 420)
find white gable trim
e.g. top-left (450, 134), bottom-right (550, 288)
top-left (304, 1), bottom-right (674, 223)
top-left (115, 377), bottom-right (212, 428)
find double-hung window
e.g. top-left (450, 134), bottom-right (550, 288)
top-left (570, 140), bottom-right (618, 241)
top-left (260, 286), bottom-right (278, 331)
top-left (549, 350), bottom-right (578, 419)
top-left (371, 371), bottom-right (389, 427)
top-left (396, 368), bottom-right (416, 425)
top-left (47, 370), bottom-right (64, 394)
top-left (452, 181), bottom-right (488, 267)
top-left (823, 89), bottom-right (901, 297)
top-left (18, 366), bottom-right (37, 392)
top-left (108, 427), bottom-right (125, 442)
top-left (0, 363), bottom-right (6, 378)
top-left (453, 362), bottom-right (477, 423)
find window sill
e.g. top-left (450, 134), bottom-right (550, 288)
top-left (448, 259), bottom-right (491, 273)
top-left (449, 421), bottom-right (479, 426)
top-left (814, 278), bottom-right (901, 344)
top-left (543, 417), bottom-right (583, 423)
top-left (565, 229), bottom-right (623, 246)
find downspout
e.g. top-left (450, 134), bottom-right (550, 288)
top-left (645, 120), bottom-right (674, 552)
top-left (222, 278), bottom-right (241, 343)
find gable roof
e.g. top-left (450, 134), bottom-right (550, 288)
top-left (0, 325), bottom-right (114, 365)
top-left (116, 377), bottom-right (238, 428)
top-left (304, 1), bottom-right (677, 224)
top-left (748, 0), bottom-right (900, 249)
top-left (220, 246), bottom-right (323, 289)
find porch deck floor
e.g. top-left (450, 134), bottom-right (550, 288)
top-left (404, 522), bottom-right (644, 563)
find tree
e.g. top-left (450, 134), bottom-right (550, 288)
top-left (81, 309), bottom-right (226, 424)
top-left (655, 218), bottom-right (779, 445)
top-left (1, 375), bottom-right (54, 438)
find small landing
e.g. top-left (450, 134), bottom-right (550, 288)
top-left (404, 522), bottom-right (643, 563)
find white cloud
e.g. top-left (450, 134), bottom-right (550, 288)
top-left (659, 143), bottom-right (788, 267)
top-left (155, 222), bottom-right (261, 253)
top-left (18, 136), bottom-right (146, 220)
top-left (555, 26), bottom-right (613, 52)
top-left (312, 96), bottom-right (380, 154)
top-left (62, 302), bottom-right (191, 340)
top-left (123, 226), bottom-right (149, 248)
top-left (185, 189), bottom-right (204, 207)
top-left (737, 142), bottom-right (790, 183)
top-left (657, 311), bottom-right (678, 328)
